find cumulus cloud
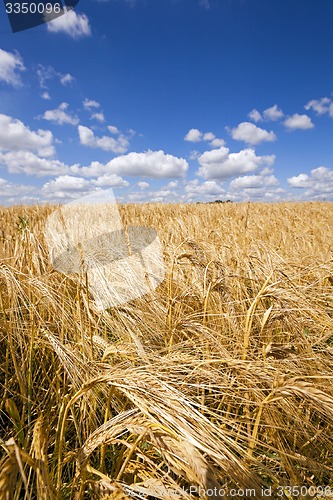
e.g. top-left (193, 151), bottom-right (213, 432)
top-left (305, 97), bottom-right (333, 118)
top-left (42, 174), bottom-right (129, 201)
top-left (203, 132), bottom-right (215, 141)
top-left (230, 122), bottom-right (277, 145)
top-left (184, 128), bottom-right (202, 142)
top-left (248, 105), bottom-right (283, 123)
top-left (92, 174), bottom-right (129, 188)
top-left (185, 179), bottom-right (225, 197)
top-left (82, 99), bottom-right (106, 123)
top-left (0, 151), bottom-right (71, 176)
top-left (42, 102), bottom-right (79, 125)
top-left (287, 173), bottom-right (311, 188)
top-left (47, 10), bottom-right (92, 39)
top-left (185, 128), bottom-right (225, 148)
top-left (78, 125), bottom-right (129, 153)
top-left (107, 150), bottom-right (188, 178)
top-left (41, 91), bottom-right (51, 100)
top-left (263, 104), bottom-right (284, 121)
top-left (305, 97), bottom-right (330, 115)
top-left (108, 125), bottom-right (119, 135)
top-left (0, 114), bottom-right (54, 156)
top-left (287, 167), bottom-right (333, 198)
top-left (248, 109), bottom-right (262, 122)
top-left (0, 49), bottom-right (25, 87)
top-left (167, 180), bottom-right (178, 188)
top-left (125, 186), bottom-right (180, 204)
top-left (288, 167), bottom-right (333, 196)
top-left (210, 138), bottom-right (225, 148)
top-left (197, 146), bottom-right (275, 180)
top-left (284, 113), bottom-right (314, 130)
top-left (0, 178), bottom-right (37, 204)
top-left (138, 181), bottom-right (150, 189)
top-left (70, 161), bottom-right (105, 177)
top-left (230, 173), bottom-right (279, 190)
top-left (42, 175), bottom-right (93, 199)
top-left (77, 150), bottom-right (188, 179)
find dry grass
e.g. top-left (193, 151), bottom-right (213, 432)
top-left (1, 201), bottom-right (333, 498)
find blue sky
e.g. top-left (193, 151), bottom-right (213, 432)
top-left (1, 0), bottom-right (333, 204)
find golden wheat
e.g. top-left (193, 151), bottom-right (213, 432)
top-left (1, 202), bottom-right (333, 498)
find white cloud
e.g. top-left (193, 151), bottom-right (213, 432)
top-left (0, 178), bottom-right (37, 204)
top-left (185, 179), bottom-right (225, 196)
top-left (70, 161), bottom-right (105, 177)
top-left (91, 112), bottom-right (105, 123)
top-left (305, 97), bottom-right (331, 115)
top-left (260, 166), bottom-right (274, 176)
top-left (0, 114), bottom-right (54, 156)
top-left (185, 128), bottom-right (225, 148)
top-left (125, 191), bottom-right (148, 202)
top-left (184, 128), bottom-right (202, 142)
top-left (60, 73), bottom-right (75, 86)
top-left (167, 180), bottom-right (178, 188)
top-left (248, 109), bottom-right (262, 122)
top-left (227, 186), bottom-right (285, 202)
top-left (210, 138), bottom-right (225, 148)
top-left (87, 150), bottom-right (189, 178)
top-left (284, 113), bottom-right (314, 130)
top-left (83, 99), bottom-right (105, 122)
top-left (108, 125), bottom-right (119, 134)
top-left (249, 105), bottom-right (283, 123)
top-left (83, 99), bottom-right (100, 110)
top-left (287, 173), bottom-right (311, 188)
top-left (287, 166), bottom-right (333, 199)
top-left (263, 104), bottom-right (284, 121)
top-left (92, 174), bottom-right (129, 188)
top-left (42, 102), bottom-right (79, 125)
top-left (41, 91), bottom-right (51, 100)
top-left (0, 150), bottom-right (71, 176)
top-left (78, 125), bottom-right (129, 153)
top-left (43, 174), bottom-right (129, 201)
top-left (203, 132), bottom-right (215, 141)
top-left (125, 186), bottom-right (180, 204)
top-left (197, 146), bottom-right (275, 180)
top-left (0, 49), bottom-right (25, 87)
top-left (42, 175), bottom-right (93, 198)
top-left (47, 10), bottom-right (92, 39)
top-left (230, 122), bottom-right (277, 145)
top-left (138, 181), bottom-right (150, 189)
top-left (230, 173), bottom-right (279, 190)
top-left (149, 189), bottom-right (174, 202)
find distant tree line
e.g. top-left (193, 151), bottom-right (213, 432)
top-left (196, 200), bottom-right (233, 204)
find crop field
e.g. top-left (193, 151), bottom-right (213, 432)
top-left (1, 201), bottom-right (333, 499)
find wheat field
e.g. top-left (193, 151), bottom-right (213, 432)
top-left (1, 201), bottom-right (333, 499)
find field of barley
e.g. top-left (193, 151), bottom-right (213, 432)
top-left (1, 201), bottom-right (333, 499)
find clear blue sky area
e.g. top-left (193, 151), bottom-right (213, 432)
top-left (1, 0), bottom-right (333, 204)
